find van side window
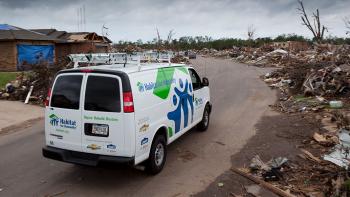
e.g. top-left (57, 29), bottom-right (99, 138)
top-left (84, 76), bottom-right (121, 112)
top-left (51, 75), bottom-right (83, 109)
top-left (189, 69), bottom-right (202, 90)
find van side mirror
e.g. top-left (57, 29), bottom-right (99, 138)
top-left (202, 77), bottom-right (209, 86)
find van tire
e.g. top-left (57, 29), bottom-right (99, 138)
top-left (197, 104), bottom-right (210, 131)
top-left (146, 134), bottom-right (167, 175)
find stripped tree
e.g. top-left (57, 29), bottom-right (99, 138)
top-left (166, 29), bottom-right (175, 49)
top-left (166, 29), bottom-right (175, 43)
top-left (344, 17), bottom-right (350, 35)
top-left (156, 27), bottom-right (162, 46)
top-left (297, 0), bottom-right (327, 42)
top-left (247, 24), bottom-right (256, 40)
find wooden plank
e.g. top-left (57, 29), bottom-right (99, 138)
top-left (300, 148), bottom-right (321, 163)
top-left (231, 167), bottom-right (296, 197)
top-left (24, 85), bottom-right (34, 104)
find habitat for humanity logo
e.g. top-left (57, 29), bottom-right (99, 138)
top-left (137, 82), bottom-right (144, 92)
top-left (137, 79), bottom-right (175, 92)
top-left (49, 114), bottom-right (77, 129)
top-left (167, 78), bottom-right (194, 134)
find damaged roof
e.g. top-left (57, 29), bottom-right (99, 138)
top-left (31, 29), bottom-right (112, 43)
top-left (31, 29), bottom-right (68, 40)
top-left (63, 32), bottom-right (112, 43)
top-left (0, 25), bottom-right (112, 43)
top-left (0, 24), bottom-right (57, 41)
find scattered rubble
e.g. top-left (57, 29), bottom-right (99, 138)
top-left (209, 43), bottom-right (350, 196)
top-left (324, 128), bottom-right (350, 169)
top-left (171, 54), bottom-right (190, 64)
top-left (0, 60), bottom-right (69, 105)
top-left (200, 44), bottom-right (350, 68)
top-left (235, 100), bottom-right (350, 196)
top-left (264, 63), bottom-right (350, 114)
top-left (201, 43), bottom-right (350, 116)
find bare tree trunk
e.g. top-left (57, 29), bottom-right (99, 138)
top-left (344, 17), bottom-right (350, 35)
top-left (297, 0), bottom-right (327, 43)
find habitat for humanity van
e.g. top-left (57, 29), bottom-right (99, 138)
top-left (43, 53), bottom-right (211, 174)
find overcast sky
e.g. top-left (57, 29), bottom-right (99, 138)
top-left (0, 0), bottom-right (349, 42)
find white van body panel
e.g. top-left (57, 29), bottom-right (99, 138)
top-left (130, 66), bottom-right (210, 164)
top-left (80, 73), bottom-right (133, 157)
top-left (44, 63), bottom-right (210, 167)
top-left (45, 73), bottom-right (85, 152)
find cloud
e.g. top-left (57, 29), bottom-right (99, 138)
top-left (0, 0), bottom-right (349, 42)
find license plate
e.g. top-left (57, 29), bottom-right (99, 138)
top-left (92, 124), bottom-right (109, 136)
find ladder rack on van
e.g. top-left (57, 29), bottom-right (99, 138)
top-left (68, 52), bottom-right (174, 68)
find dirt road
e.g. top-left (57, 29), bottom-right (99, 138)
top-left (0, 57), bottom-right (275, 197)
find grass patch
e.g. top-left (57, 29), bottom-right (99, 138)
top-left (294, 95), bottom-right (312, 102)
top-left (0, 72), bottom-right (19, 89)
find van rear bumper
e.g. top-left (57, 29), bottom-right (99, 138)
top-left (42, 146), bottom-right (134, 166)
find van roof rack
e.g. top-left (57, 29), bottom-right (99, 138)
top-left (69, 51), bottom-right (174, 68)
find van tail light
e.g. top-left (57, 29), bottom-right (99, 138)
top-left (123, 92), bottom-right (134, 113)
top-left (45, 88), bottom-right (51, 106)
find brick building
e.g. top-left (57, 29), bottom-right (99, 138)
top-left (0, 24), bottom-right (112, 71)
top-left (0, 24), bottom-right (56, 71)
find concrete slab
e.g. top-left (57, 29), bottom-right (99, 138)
top-left (0, 100), bottom-right (43, 132)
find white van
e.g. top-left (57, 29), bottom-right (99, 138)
top-left (43, 54), bottom-right (211, 174)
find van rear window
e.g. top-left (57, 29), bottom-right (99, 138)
top-left (51, 75), bottom-right (83, 109)
top-left (84, 76), bottom-right (121, 112)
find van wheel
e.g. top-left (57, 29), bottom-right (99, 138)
top-left (146, 135), bottom-right (167, 175)
top-left (198, 104), bottom-right (210, 131)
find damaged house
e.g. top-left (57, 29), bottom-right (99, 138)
top-left (0, 24), bottom-right (112, 71)
top-left (32, 29), bottom-right (112, 62)
top-left (0, 24), bottom-right (56, 71)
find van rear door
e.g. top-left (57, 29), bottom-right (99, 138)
top-left (81, 73), bottom-right (125, 156)
top-left (45, 73), bottom-right (84, 152)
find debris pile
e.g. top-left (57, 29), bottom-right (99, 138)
top-left (263, 62), bottom-right (350, 114)
top-left (0, 61), bottom-right (69, 105)
top-left (230, 110), bottom-right (350, 196)
top-left (112, 45), bottom-right (143, 53)
top-left (210, 43), bottom-right (350, 196)
top-left (200, 44), bottom-right (350, 68)
top-left (200, 47), bottom-right (241, 59)
top-left (239, 145), bottom-right (347, 195)
top-left (232, 102), bottom-right (350, 196)
top-left (171, 54), bottom-right (190, 64)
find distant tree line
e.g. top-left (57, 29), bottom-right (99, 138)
top-left (113, 34), bottom-right (350, 51)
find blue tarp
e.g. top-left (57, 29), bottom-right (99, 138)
top-left (0, 24), bottom-right (18, 30)
top-left (17, 45), bottom-right (54, 70)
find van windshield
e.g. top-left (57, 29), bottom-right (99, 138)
top-left (84, 76), bottom-right (121, 112)
top-left (51, 75), bottom-right (83, 109)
